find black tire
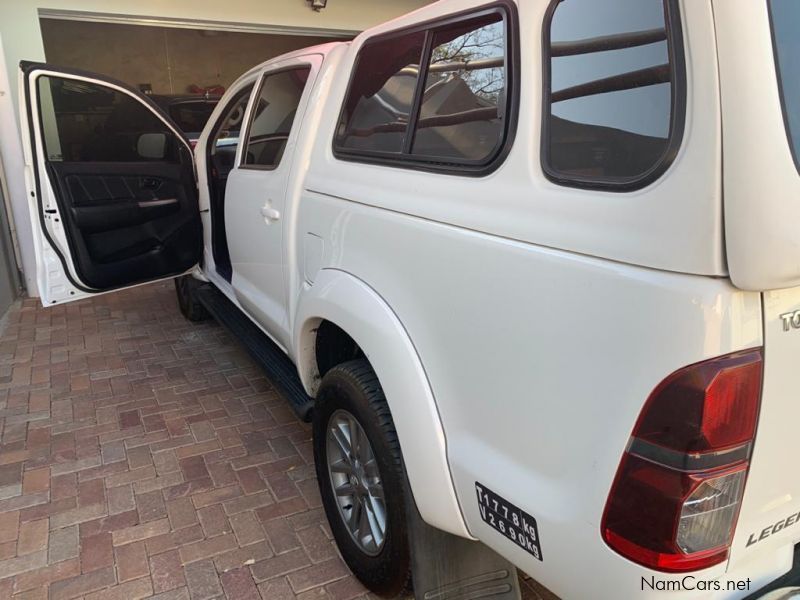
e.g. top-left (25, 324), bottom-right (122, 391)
top-left (174, 276), bottom-right (209, 322)
top-left (313, 360), bottom-right (411, 597)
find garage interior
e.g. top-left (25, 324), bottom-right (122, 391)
top-left (39, 18), bottom-right (345, 97)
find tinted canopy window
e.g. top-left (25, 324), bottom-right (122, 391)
top-left (545, 0), bottom-right (682, 187)
top-left (334, 6), bottom-right (512, 172)
top-left (38, 77), bottom-right (178, 163)
top-left (336, 32), bottom-right (427, 154)
top-left (411, 14), bottom-right (506, 162)
top-left (243, 68), bottom-right (310, 169)
top-left (770, 0), bottom-right (800, 171)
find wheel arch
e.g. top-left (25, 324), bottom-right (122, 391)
top-left (293, 268), bottom-right (471, 538)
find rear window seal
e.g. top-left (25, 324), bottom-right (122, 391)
top-left (332, 0), bottom-right (520, 178)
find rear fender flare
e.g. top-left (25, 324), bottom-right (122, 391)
top-left (294, 268), bottom-right (471, 538)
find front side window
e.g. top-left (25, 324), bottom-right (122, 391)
top-left (544, 0), bottom-right (684, 189)
top-left (242, 68), bottom-right (310, 169)
top-left (769, 0), bottom-right (800, 172)
top-left (335, 5), bottom-right (513, 173)
top-left (168, 101), bottom-right (217, 135)
top-left (38, 76), bottom-right (179, 163)
top-left (209, 84), bottom-right (253, 175)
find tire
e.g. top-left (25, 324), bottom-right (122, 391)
top-left (174, 275), bottom-right (209, 322)
top-left (313, 360), bottom-right (411, 597)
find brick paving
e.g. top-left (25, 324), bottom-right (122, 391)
top-left (0, 282), bottom-right (370, 600)
top-left (0, 281), bottom-right (553, 600)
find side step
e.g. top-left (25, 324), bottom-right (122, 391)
top-left (195, 285), bottom-right (315, 422)
top-left (406, 490), bottom-right (521, 600)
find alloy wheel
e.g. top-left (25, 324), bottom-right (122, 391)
top-left (326, 409), bottom-right (387, 556)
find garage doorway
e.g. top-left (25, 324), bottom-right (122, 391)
top-left (39, 16), bottom-right (348, 101)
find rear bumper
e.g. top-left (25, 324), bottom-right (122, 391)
top-left (746, 546), bottom-right (800, 600)
top-left (755, 590), bottom-right (800, 600)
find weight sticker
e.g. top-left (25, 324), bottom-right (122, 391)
top-left (475, 482), bottom-right (543, 561)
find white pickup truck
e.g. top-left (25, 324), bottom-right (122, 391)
top-left (16, 0), bottom-right (800, 598)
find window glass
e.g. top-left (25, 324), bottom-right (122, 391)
top-left (38, 76), bottom-right (177, 162)
top-left (335, 32), bottom-right (427, 154)
top-left (770, 0), bottom-right (800, 171)
top-left (546, 0), bottom-right (677, 184)
top-left (411, 14), bottom-right (506, 162)
top-left (209, 84), bottom-right (253, 177)
top-left (243, 68), bottom-right (310, 168)
top-left (168, 101), bottom-right (217, 135)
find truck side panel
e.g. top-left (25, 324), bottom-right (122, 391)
top-left (295, 189), bottom-right (762, 599)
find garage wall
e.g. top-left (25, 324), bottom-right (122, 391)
top-left (40, 20), bottom-right (342, 95)
top-left (0, 168), bottom-right (19, 316)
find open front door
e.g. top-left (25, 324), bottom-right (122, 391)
top-left (19, 62), bottom-right (201, 305)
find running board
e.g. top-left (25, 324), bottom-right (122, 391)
top-left (195, 285), bottom-right (314, 422)
top-left (406, 494), bottom-right (522, 600)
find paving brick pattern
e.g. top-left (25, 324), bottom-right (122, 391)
top-left (0, 282), bottom-right (552, 600)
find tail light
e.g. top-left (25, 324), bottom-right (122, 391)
top-left (602, 349), bottom-right (763, 572)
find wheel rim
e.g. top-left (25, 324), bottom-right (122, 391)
top-left (326, 409), bottom-right (387, 556)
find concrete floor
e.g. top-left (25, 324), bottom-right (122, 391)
top-left (0, 281), bottom-right (552, 600)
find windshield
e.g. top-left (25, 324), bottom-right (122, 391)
top-left (770, 0), bottom-right (800, 170)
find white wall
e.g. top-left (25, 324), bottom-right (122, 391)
top-left (0, 162), bottom-right (20, 315)
top-left (0, 0), bottom-right (433, 295)
top-left (0, 32), bottom-right (36, 296)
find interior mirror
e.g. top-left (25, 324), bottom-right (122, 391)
top-left (137, 132), bottom-right (167, 159)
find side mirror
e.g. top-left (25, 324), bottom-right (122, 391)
top-left (137, 132), bottom-right (167, 159)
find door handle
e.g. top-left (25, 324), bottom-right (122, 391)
top-left (260, 205), bottom-right (281, 223)
top-left (141, 177), bottom-right (160, 190)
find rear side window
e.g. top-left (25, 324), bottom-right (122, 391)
top-left (334, 4), bottom-right (515, 174)
top-left (243, 67), bottom-right (310, 169)
top-left (543, 0), bottom-right (685, 190)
